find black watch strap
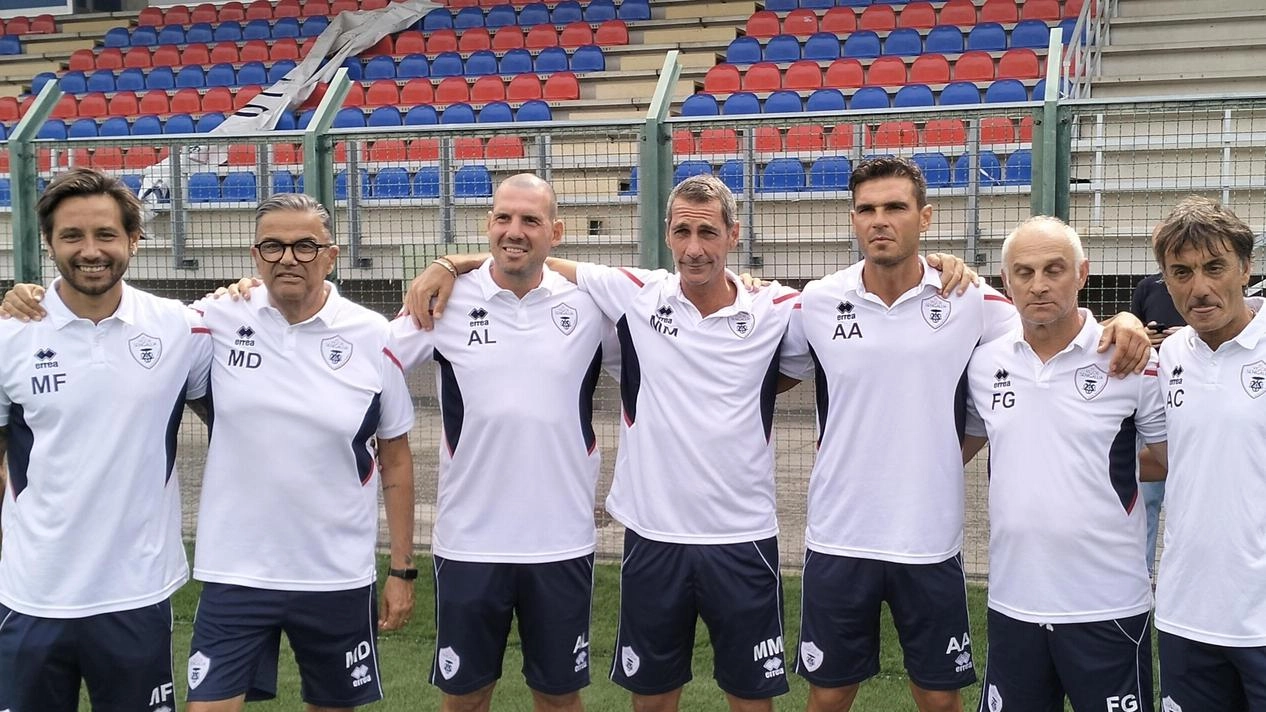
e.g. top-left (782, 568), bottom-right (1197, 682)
top-left (387, 567), bottom-right (419, 580)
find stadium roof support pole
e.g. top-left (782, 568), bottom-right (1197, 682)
top-left (1031, 28), bottom-right (1071, 220)
top-left (9, 81), bottom-right (60, 284)
top-left (639, 50), bottom-right (681, 270)
top-left (303, 67), bottom-right (352, 234)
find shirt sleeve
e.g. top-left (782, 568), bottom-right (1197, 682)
top-left (388, 314), bottom-right (435, 373)
top-left (1135, 351), bottom-right (1167, 444)
top-left (979, 284), bottom-right (1019, 344)
top-left (184, 307), bottom-right (212, 400)
top-left (779, 297), bottom-right (814, 380)
top-left (574, 263), bottom-right (659, 322)
top-left (377, 343), bottom-right (414, 439)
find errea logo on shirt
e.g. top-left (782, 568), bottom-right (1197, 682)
top-left (650, 305), bottom-right (678, 338)
top-left (234, 325), bottom-right (256, 346)
top-left (34, 348), bottom-right (58, 368)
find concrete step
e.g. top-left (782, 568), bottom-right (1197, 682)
top-left (1109, 11), bottom-right (1266, 46)
top-left (1091, 70), bottom-right (1265, 98)
top-left (1116, 0), bottom-right (1265, 18)
top-left (1098, 40), bottom-right (1266, 79)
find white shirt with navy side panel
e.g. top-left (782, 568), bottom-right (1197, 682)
top-left (0, 280), bottom-right (211, 618)
top-left (781, 257), bottom-right (1018, 564)
top-left (391, 260), bottom-right (619, 564)
top-left (191, 283), bottom-right (413, 592)
top-left (966, 310), bottom-right (1165, 624)
top-left (1156, 297), bottom-right (1266, 647)
top-left (575, 263), bottom-right (799, 545)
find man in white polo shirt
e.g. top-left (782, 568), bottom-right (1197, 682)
top-left (962, 216), bottom-right (1166, 712)
top-left (1149, 197), bottom-right (1266, 712)
top-left (0, 168), bottom-right (211, 712)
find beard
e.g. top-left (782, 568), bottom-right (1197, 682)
top-left (55, 257), bottom-right (128, 297)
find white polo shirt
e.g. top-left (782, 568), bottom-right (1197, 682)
top-left (1155, 297), bottom-right (1266, 647)
top-left (575, 263), bottom-right (799, 544)
top-left (0, 280), bottom-right (211, 618)
top-left (966, 310), bottom-right (1165, 624)
top-left (192, 283), bottom-right (413, 592)
top-left (391, 260), bottom-right (619, 563)
top-left (781, 258), bottom-right (1017, 564)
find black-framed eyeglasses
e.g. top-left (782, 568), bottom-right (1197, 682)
top-left (253, 239), bottom-right (331, 263)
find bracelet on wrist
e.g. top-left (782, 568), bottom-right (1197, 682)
top-left (432, 257), bottom-right (458, 278)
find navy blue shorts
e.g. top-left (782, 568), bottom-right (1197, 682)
top-left (187, 582), bottom-right (380, 707)
top-left (1159, 631), bottom-right (1266, 712)
top-left (979, 608), bottom-right (1153, 712)
top-left (0, 600), bottom-right (176, 712)
top-left (431, 555), bottom-right (595, 696)
top-left (610, 530), bottom-right (789, 700)
top-left (796, 551), bottom-right (976, 691)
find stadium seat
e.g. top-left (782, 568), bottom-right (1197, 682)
top-left (478, 101), bottom-right (514, 123)
top-left (716, 160), bottom-right (745, 193)
top-left (331, 0), bottom-right (359, 13)
top-left (412, 167), bottom-right (441, 199)
top-left (234, 85), bottom-right (263, 110)
top-left (366, 139), bottom-right (406, 164)
top-left (441, 103), bottom-right (477, 124)
top-left (91, 146), bottom-right (125, 171)
top-left (174, 66), bottom-right (205, 89)
top-left (364, 56), bottom-right (396, 80)
top-left (398, 54), bottom-right (430, 79)
top-left (784, 9), bottom-right (819, 36)
top-left (373, 168), bottom-right (412, 199)
top-left (186, 23), bottom-right (214, 44)
top-left (145, 67), bottom-right (175, 91)
top-left (543, 72), bottom-right (580, 100)
top-left (909, 53), bottom-right (950, 83)
top-left (912, 152), bottom-right (951, 187)
top-left (535, 47), bottom-right (570, 73)
top-left (760, 158), bottom-right (805, 192)
top-left (954, 51), bottom-right (996, 81)
top-left (850, 86), bottom-right (890, 110)
top-left (560, 21), bottom-right (593, 48)
top-left (820, 7), bottom-right (856, 34)
top-left (220, 1), bottom-right (247, 21)
top-left (157, 25), bottom-right (186, 46)
top-left (59, 72), bottom-right (87, 94)
top-left (507, 73), bottom-right (543, 101)
top-left (48, 94), bottom-right (76, 120)
top-left (925, 25), bottom-right (964, 54)
top-left (893, 83), bottom-right (933, 107)
top-left (132, 26), bottom-right (159, 47)
top-left (459, 28), bottom-right (492, 52)
top-left (301, 16), bottom-right (328, 37)
top-left (124, 48), bottom-right (154, 69)
top-left (238, 62), bottom-right (267, 85)
top-left (884, 28), bottom-right (922, 56)
top-left (824, 58), bottom-right (865, 88)
top-left (188, 172), bottom-right (221, 202)
top-left (223, 172), bottom-right (258, 202)
top-left (196, 113), bottom-right (224, 132)
top-left (979, 116), bottom-right (1016, 143)
top-left (571, 44), bottom-right (605, 72)
top-left (805, 88), bottom-right (846, 112)
top-left (940, 81), bottom-right (981, 104)
top-left (802, 32), bottom-right (841, 62)
top-left (393, 31), bottom-right (425, 55)
top-left (808, 156), bottom-right (851, 190)
top-left (86, 70), bottom-right (116, 93)
top-left (295, 109), bottom-right (315, 129)
top-left (37, 120), bottom-right (68, 140)
top-left (245, 0), bottom-right (273, 20)
top-left (764, 34), bottom-right (801, 63)
top-left (617, 0), bottom-right (651, 21)
top-left (204, 63), bottom-right (235, 88)
top-left (924, 118), bottom-right (967, 145)
top-left (515, 100), bottom-right (551, 122)
top-left (484, 5), bottom-right (517, 29)
top-left (429, 52), bottom-right (462, 78)
top-left (998, 48), bottom-right (1041, 79)
top-left (423, 8), bottom-right (454, 30)
top-left (981, 0), bottom-right (1019, 23)
top-left (860, 5), bottom-right (896, 31)
top-left (213, 21), bottom-right (243, 43)
top-left (525, 24), bottom-right (558, 50)
top-left (938, 0), bottom-right (977, 25)
top-left (462, 49), bottom-right (498, 76)
top-left (201, 87), bottom-right (234, 113)
top-left (726, 37), bottom-right (761, 65)
top-left (868, 56), bottom-right (908, 85)
top-left (1004, 149), bottom-right (1032, 184)
top-left (301, 0), bottom-right (330, 16)
top-left (78, 48), bottom-right (113, 71)
top-left (335, 169), bottom-right (371, 201)
top-left (0, 97), bottom-right (19, 122)
top-left (801, 0), bottom-right (835, 9)
top-left (455, 165), bottom-right (493, 197)
top-left (240, 40), bottom-right (270, 63)
top-left (454, 137), bottom-right (484, 160)
top-left (594, 19), bottom-right (629, 45)
top-left (722, 92), bottom-right (760, 116)
top-left (137, 6), bottom-right (164, 25)
top-left (100, 116), bottom-right (132, 137)
top-left (673, 130), bottom-right (697, 155)
top-left (332, 107), bottom-right (366, 128)
top-left (275, 0), bottom-right (300, 17)
top-left (242, 19), bottom-right (271, 40)
top-left (122, 147), bottom-right (161, 171)
top-left (698, 128), bottom-right (737, 153)
top-left (785, 124), bottom-right (824, 151)
top-left (68, 118), bottom-right (99, 138)
top-left (674, 160), bottom-right (712, 184)
top-left (871, 120), bottom-right (918, 148)
top-left (898, 2), bottom-right (937, 29)
top-left (765, 90), bottom-right (803, 113)
top-left (367, 106), bottom-right (403, 126)
top-left (843, 31), bottom-right (881, 59)
top-left (268, 60), bottom-right (297, 83)
top-left (499, 48), bottom-right (534, 74)
top-left (785, 60), bottom-right (823, 90)
top-left (403, 104), bottom-right (438, 125)
top-left (756, 127), bottom-right (785, 153)
top-left (584, 0), bottom-right (617, 21)
top-left (741, 62), bottom-right (780, 92)
top-left (471, 75), bottom-right (506, 102)
top-left (1011, 20), bottom-right (1052, 49)
top-left (1021, 0), bottom-right (1060, 20)
top-left (704, 64), bottom-right (741, 93)
top-left (952, 150), bottom-right (1002, 186)
top-left (103, 27), bottom-right (130, 48)
top-left (454, 6), bottom-right (485, 29)
top-left (985, 79), bottom-right (1029, 103)
top-left (968, 23), bottom-right (1007, 51)
top-left (681, 93), bottom-right (719, 117)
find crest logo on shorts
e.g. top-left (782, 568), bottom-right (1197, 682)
top-left (1241, 360), bottom-right (1266, 398)
top-left (987, 683), bottom-right (1003, 712)
top-left (1162, 697), bottom-right (1182, 712)
top-left (728, 312), bottom-right (754, 339)
top-left (1074, 364), bottom-right (1108, 400)
top-left (620, 646), bottom-right (640, 676)
top-left (129, 333), bottom-right (162, 369)
top-left (921, 295), bottom-right (951, 330)
top-left (799, 641), bottom-right (824, 672)
top-left (187, 651), bottom-right (211, 690)
top-left (552, 303), bottom-right (578, 335)
top-left (437, 646), bottom-right (461, 680)
top-left (320, 335), bottom-right (353, 370)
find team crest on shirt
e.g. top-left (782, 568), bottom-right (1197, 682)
top-left (921, 295), bottom-right (951, 330)
top-left (1241, 360), bottom-right (1266, 398)
top-left (187, 650), bottom-right (211, 689)
top-left (1074, 364), bottom-right (1108, 400)
top-left (437, 646), bottom-right (461, 680)
top-left (552, 303), bottom-right (578, 335)
top-left (320, 335), bottom-right (353, 370)
top-left (128, 333), bottom-right (162, 369)
top-left (728, 311), bottom-right (754, 338)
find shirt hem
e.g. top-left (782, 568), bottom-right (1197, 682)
top-left (989, 599), bottom-right (1152, 625)
top-left (193, 570), bottom-right (375, 592)
top-left (431, 545), bottom-right (597, 564)
top-left (1156, 619), bottom-right (1266, 647)
top-left (804, 542), bottom-right (961, 565)
top-left (617, 518), bottom-right (780, 545)
top-left (0, 574), bottom-right (186, 619)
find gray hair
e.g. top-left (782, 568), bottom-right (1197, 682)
top-left (1001, 215), bottom-right (1086, 278)
top-left (255, 193), bottom-right (333, 237)
top-left (666, 174), bottom-right (738, 229)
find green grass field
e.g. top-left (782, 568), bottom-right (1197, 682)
top-left (106, 557), bottom-right (1157, 711)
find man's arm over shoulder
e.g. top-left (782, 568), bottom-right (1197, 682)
top-left (977, 282), bottom-right (1018, 344)
top-left (560, 260), bottom-right (661, 323)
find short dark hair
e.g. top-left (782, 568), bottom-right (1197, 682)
top-left (666, 174), bottom-right (738, 228)
top-left (1152, 196), bottom-right (1256, 269)
top-left (37, 168), bottom-right (143, 243)
top-left (849, 155), bottom-right (928, 208)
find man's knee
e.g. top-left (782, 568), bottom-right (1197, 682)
top-left (186, 698), bottom-right (247, 712)
top-left (725, 692), bottom-right (773, 712)
top-left (631, 688), bottom-right (682, 712)
top-left (442, 682), bottom-right (497, 712)
top-left (806, 683), bottom-right (859, 712)
top-left (909, 684), bottom-right (962, 712)
top-left (531, 689), bottom-right (582, 712)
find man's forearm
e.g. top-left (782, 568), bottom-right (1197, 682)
top-left (378, 434), bottom-right (415, 568)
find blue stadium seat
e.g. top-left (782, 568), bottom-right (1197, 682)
top-left (466, 50), bottom-right (499, 75)
top-left (368, 106), bottom-right (402, 126)
top-left (1011, 20), bottom-right (1051, 49)
top-left (243, 19), bottom-right (272, 40)
top-left (404, 105), bottom-right (439, 125)
top-left (175, 66), bottom-right (206, 89)
top-left (67, 118), bottom-right (98, 138)
top-left (967, 23), bottom-right (1007, 51)
top-left (131, 26), bottom-right (159, 46)
top-left (952, 151), bottom-right (1002, 186)
top-left (300, 16), bottom-right (328, 37)
top-left (940, 81), bottom-right (980, 105)
top-left (0, 178), bottom-right (11, 207)
top-left (104, 27), bottom-right (131, 48)
top-left (617, 0), bottom-right (651, 18)
top-left (271, 171), bottom-right (297, 195)
top-left (86, 70), bottom-right (116, 93)
top-left (454, 7), bottom-right (485, 29)
top-left (519, 3), bottom-right (550, 26)
top-left (571, 45), bottom-right (605, 72)
top-left (130, 115), bottom-right (163, 135)
top-left (722, 92), bottom-right (761, 116)
top-left (186, 23), bottom-right (214, 44)
top-left (843, 31), bottom-right (881, 59)
top-left (37, 120), bottom-right (67, 140)
top-left (535, 47), bottom-right (570, 72)
top-left (268, 60), bottom-right (297, 83)
top-left (413, 167), bottom-right (441, 198)
top-left (1058, 18), bottom-right (1083, 45)
top-left (205, 63), bottom-right (236, 88)
top-left (584, 0), bottom-right (617, 22)
top-left (680, 93), bottom-right (719, 116)
top-left (808, 156), bottom-right (851, 191)
top-left (499, 49), bottom-right (533, 75)
top-left (188, 172), bottom-right (221, 202)
top-left (485, 5), bottom-right (517, 29)
top-left (100, 117), bottom-right (131, 136)
top-left (1004, 149), bottom-right (1032, 184)
top-left (454, 165), bottom-right (493, 197)
top-left (764, 34), bottom-right (800, 62)
top-left (884, 28), bottom-right (923, 56)
top-left (552, 1), bottom-right (583, 24)
top-left (718, 159), bottom-right (745, 193)
top-left (1032, 77), bottom-right (1070, 100)
top-left (800, 0), bottom-right (835, 9)
top-left (398, 54), bottom-right (430, 78)
top-left (850, 86), bottom-right (890, 109)
top-left (985, 79), bottom-right (1029, 103)
top-left (806, 88), bottom-right (846, 112)
top-left (764, 90), bottom-right (803, 113)
top-left (478, 101), bottom-right (513, 123)
top-left (515, 100), bottom-right (552, 121)
top-left (762, 0), bottom-right (795, 10)
top-left (213, 21), bottom-right (243, 42)
top-left (373, 168), bottom-right (412, 198)
top-left (803, 32), bottom-right (841, 61)
top-left (339, 58), bottom-right (363, 81)
top-left (223, 172), bottom-right (258, 201)
top-left (275, 112), bottom-right (297, 130)
top-left (894, 83), bottom-right (934, 107)
top-left (157, 25), bottom-right (186, 45)
top-left (60, 71), bottom-right (87, 93)
top-left (32, 72), bottom-right (57, 94)
top-left (925, 25), bottom-right (964, 54)
top-left (274, 17), bottom-right (301, 39)
top-left (146, 67), bottom-right (176, 90)
top-left (197, 112), bottom-right (224, 132)
top-left (335, 169), bottom-right (371, 200)
top-left (296, 109), bottom-right (316, 129)
top-left (621, 166), bottom-right (638, 196)
top-left (422, 9), bottom-right (453, 30)
top-left (912, 152), bottom-right (951, 187)
top-left (116, 68), bottom-right (146, 91)
top-left (120, 175), bottom-right (143, 195)
top-left (364, 56), bottom-right (396, 80)
top-left (431, 52), bottom-right (464, 78)
top-left (760, 158), bottom-right (805, 192)
top-left (333, 107), bottom-right (367, 129)
top-left (164, 114), bottom-right (195, 133)
top-left (726, 37), bottom-right (762, 64)
top-left (441, 103), bottom-right (476, 124)
top-left (674, 160), bottom-right (712, 185)
top-left (238, 62), bottom-right (267, 85)
top-left (0, 124), bottom-right (7, 142)
top-left (0, 37), bottom-right (19, 56)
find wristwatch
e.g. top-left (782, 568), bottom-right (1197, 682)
top-left (387, 567), bottom-right (419, 580)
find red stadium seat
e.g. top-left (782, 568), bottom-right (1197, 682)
top-left (784, 60), bottom-right (823, 90)
top-left (182, 44), bottom-right (212, 65)
top-left (234, 85), bottom-right (263, 109)
top-left (191, 3), bottom-right (218, 23)
top-left (149, 46), bottom-right (179, 67)
top-left (923, 118), bottom-right (967, 144)
top-left (427, 30), bottom-right (458, 53)
top-left (51, 94), bottom-right (77, 120)
top-left (1019, 115), bottom-right (1034, 141)
top-left (953, 51), bottom-right (996, 81)
top-left (699, 128), bottom-right (739, 153)
top-left (361, 0), bottom-right (389, 9)
top-left (783, 9), bottom-right (819, 37)
top-left (1022, 0), bottom-right (1061, 20)
top-left (897, 2), bottom-right (937, 29)
top-left (240, 40), bottom-right (270, 62)
top-left (506, 73), bottom-right (542, 101)
top-left (820, 7), bottom-right (857, 34)
top-left (272, 144), bottom-right (302, 164)
top-left (137, 6), bottom-right (165, 26)
top-left (107, 92), bottom-right (139, 116)
top-left (298, 38), bottom-right (315, 58)
top-left (270, 38), bottom-right (300, 61)
top-left (210, 42), bottom-right (240, 64)
top-left (301, 0), bottom-right (331, 17)
top-left (6, 17), bottom-right (29, 35)
top-left (245, 0), bottom-right (274, 20)
top-left (170, 88), bottom-right (202, 114)
top-left (492, 28), bottom-right (525, 50)
top-left (165, 5), bottom-right (192, 24)
top-left (138, 91), bottom-right (170, 115)
top-left (227, 144), bottom-right (258, 166)
top-left (785, 124), bottom-right (824, 151)
top-left (435, 77), bottom-right (470, 104)
top-left (938, 0), bottom-right (977, 26)
top-left (124, 146), bottom-right (163, 170)
top-left (867, 56), bottom-right (908, 86)
top-left (485, 135), bottom-right (525, 159)
top-left (543, 71), bottom-right (579, 100)
top-left (980, 115), bottom-right (1017, 143)
top-left (366, 79), bottom-right (401, 106)
top-left (870, 120), bottom-right (918, 148)
top-left (103, 48), bottom-right (132, 69)
top-left (408, 139), bottom-right (440, 161)
top-left (745, 11), bottom-right (780, 39)
top-left (470, 75), bottom-right (506, 103)
top-left (1064, 0), bottom-right (1087, 18)
top-left (69, 50), bottom-right (96, 72)
top-left (997, 48), bottom-right (1040, 78)
top-left (396, 31), bottom-right (427, 54)
top-left (909, 53), bottom-right (950, 83)
top-left (525, 24), bottom-right (558, 50)
top-left (342, 83), bottom-right (366, 107)
top-left (219, 1), bottom-right (247, 21)
top-left (274, 0), bottom-right (301, 16)
top-left (704, 64), bottom-right (741, 93)
top-left (673, 130), bottom-right (696, 154)
top-left (594, 20), bottom-right (629, 46)
top-left (859, 4), bottom-right (896, 31)
top-left (92, 147), bottom-right (126, 171)
top-left (559, 22), bottom-right (593, 48)
top-left (742, 62), bottom-right (781, 92)
top-left (980, 0), bottom-right (1019, 23)
top-left (331, 0), bottom-right (359, 14)
top-left (754, 126), bottom-right (781, 152)
top-left (201, 87), bottom-right (234, 113)
top-left (459, 28), bottom-right (492, 52)
top-left (363, 35), bottom-right (395, 57)
top-left (400, 78), bottom-right (434, 105)
top-left (77, 93), bottom-right (108, 119)
top-left (366, 139), bottom-right (407, 163)
top-left (0, 97), bottom-right (20, 122)
top-left (823, 58), bottom-right (865, 89)
top-left (454, 137), bottom-right (484, 160)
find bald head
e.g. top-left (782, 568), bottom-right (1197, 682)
top-left (495, 173), bottom-right (557, 220)
top-left (1002, 216), bottom-right (1086, 280)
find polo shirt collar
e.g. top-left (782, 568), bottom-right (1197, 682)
top-left (45, 277), bottom-right (138, 329)
top-left (473, 258), bottom-right (569, 302)
top-left (1009, 307), bottom-right (1098, 358)
top-left (1182, 296), bottom-right (1266, 353)
top-left (846, 256), bottom-right (939, 307)
top-left (664, 269), bottom-right (753, 317)
top-left (254, 280), bottom-right (343, 327)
